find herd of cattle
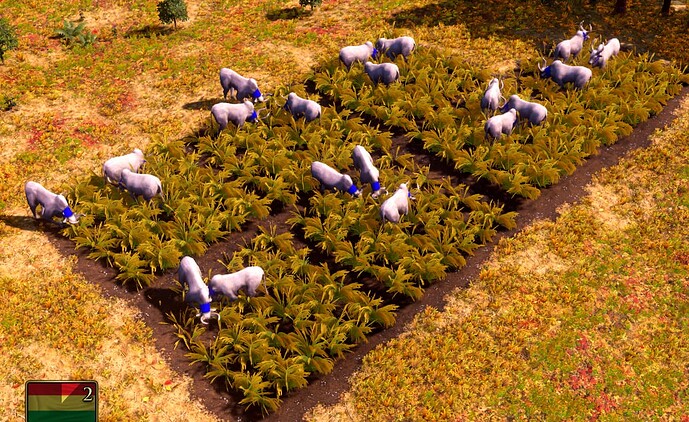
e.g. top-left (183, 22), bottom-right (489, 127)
top-left (23, 27), bottom-right (621, 322)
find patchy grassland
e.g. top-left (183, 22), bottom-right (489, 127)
top-left (1, 0), bottom-right (689, 419)
top-left (307, 95), bottom-right (689, 421)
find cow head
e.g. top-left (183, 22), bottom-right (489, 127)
top-left (538, 58), bottom-right (553, 78)
top-left (197, 302), bottom-right (219, 325)
top-left (61, 205), bottom-right (80, 225)
top-left (578, 21), bottom-right (592, 41)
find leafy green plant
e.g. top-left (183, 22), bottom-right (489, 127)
top-left (157, 0), bottom-right (189, 29)
top-left (53, 19), bottom-right (96, 47)
top-left (0, 94), bottom-right (16, 111)
top-left (0, 18), bottom-right (18, 64)
top-left (299, 0), bottom-right (322, 11)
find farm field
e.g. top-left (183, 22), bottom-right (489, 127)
top-left (1, 0), bottom-right (689, 420)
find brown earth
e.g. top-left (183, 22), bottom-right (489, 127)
top-left (39, 86), bottom-right (688, 421)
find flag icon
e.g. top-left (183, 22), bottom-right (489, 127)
top-left (26, 381), bottom-right (98, 422)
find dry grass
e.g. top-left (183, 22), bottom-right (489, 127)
top-left (0, 213), bottom-right (218, 421)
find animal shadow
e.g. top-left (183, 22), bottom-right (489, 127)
top-left (0, 214), bottom-right (58, 232)
top-left (144, 286), bottom-right (187, 316)
top-left (182, 98), bottom-right (218, 111)
top-left (266, 6), bottom-right (312, 21)
top-left (125, 25), bottom-right (174, 39)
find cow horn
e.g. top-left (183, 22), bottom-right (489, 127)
top-left (538, 58), bottom-right (546, 72)
top-left (588, 23), bottom-right (592, 33)
top-left (579, 20), bottom-right (585, 31)
top-left (499, 77), bottom-right (504, 90)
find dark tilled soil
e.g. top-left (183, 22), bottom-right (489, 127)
top-left (44, 86), bottom-right (687, 422)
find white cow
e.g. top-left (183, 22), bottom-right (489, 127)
top-left (103, 148), bottom-right (145, 185)
top-left (311, 161), bottom-right (360, 196)
top-left (380, 183), bottom-right (412, 223)
top-left (484, 108), bottom-right (518, 140)
top-left (284, 92), bottom-right (322, 122)
top-left (352, 145), bottom-right (386, 198)
top-left (211, 100), bottom-right (257, 131)
top-left (339, 42), bottom-right (377, 68)
top-left (219, 68), bottom-right (264, 102)
top-left (178, 256), bottom-right (218, 325)
top-left (209, 266), bottom-right (264, 301)
top-left (375, 36), bottom-right (416, 59)
top-left (24, 181), bottom-right (80, 225)
top-left (119, 169), bottom-right (162, 201)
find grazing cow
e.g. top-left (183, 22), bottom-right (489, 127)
top-left (363, 62), bottom-right (400, 85)
top-left (311, 161), bottom-right (360, 196)
top-left (119, 169), bottom-right (162, 201)
top-left (554, 22), bottom-right (592, 62)
top-left (539, 59), bottom-right (592, 89)
top-left (375, 36), bottom-right (416, 59)
top-left (339, 42), bottom-right (378, 68)
top-left (209, 266), bottom-right (264, 301)
top-left (219, 68), bottom-right (264, 102)
top-left (500, 95), bottom-right (548, 126)
top-left (103, 148), bottom-right (145, 185)
top-left (284, 92), bottom-right (322, 122)
top-left (589, 38), bottom-right (621, 68)
top-left (481, 78), bottom-right (505, 114)
top-left (178, 256), bottom-right (217, 325)
top-left (380, 183), bottom-right (412, 223)
top-left (484, 108), bottom-right (519, 140)
top-left (352, 145), bottom-right (386, 198)
top-left (211, 100), bottom-right (257, 131)
top-left (24, 181), bottom-right (80, 225)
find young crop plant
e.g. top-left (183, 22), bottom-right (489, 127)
top-left (53, 19), bottom-right (96, 48)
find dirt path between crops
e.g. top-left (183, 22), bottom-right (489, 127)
top-left (45, 86), bottom-right (688, 422)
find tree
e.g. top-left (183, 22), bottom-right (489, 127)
top-left (299, 0), bottom-right (322, 11)
top-left (157, 0), bottom-right (189, 30)
top-left (0, 18), bottom-right (18, 64)
top-left (661, 0), bottom-right (672, 16)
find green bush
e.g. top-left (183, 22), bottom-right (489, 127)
top-left (54, 19), bottom-right (96, 48)
top-left (299, 0), bottom-right (322, 11)
top-left (0, 18), bottom-right (18, 63)
top-left (157, 0), bottom-right (189, 29)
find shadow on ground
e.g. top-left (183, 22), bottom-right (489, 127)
top-left (125, 25), bottom-right (174, 39)
top-left (388, 0), bottom-right (689, 61)
top-left (0, 214), bottom-right (64, 233)
top-left (266, 6), bottom-right (312, 21)
top-left (182, 99), bottom-right (219, 111)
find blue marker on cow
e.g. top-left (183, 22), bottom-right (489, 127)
top-left (62, 206), bottom-right (74, 219)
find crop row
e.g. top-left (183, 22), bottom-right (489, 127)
top-left (312, 47), bottom-right (688, 199)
